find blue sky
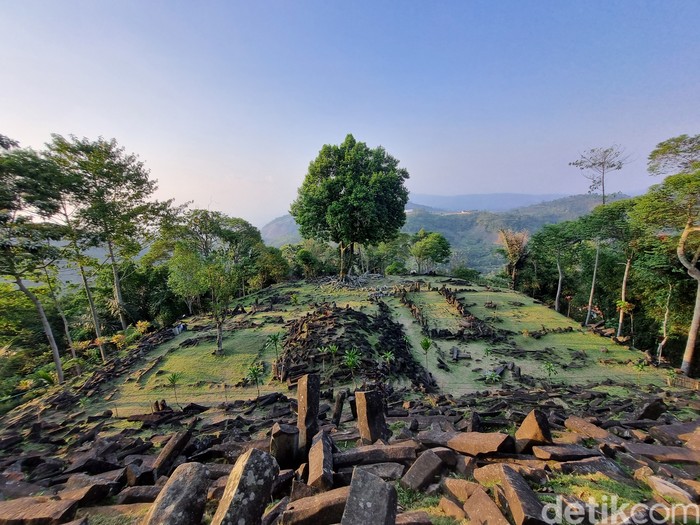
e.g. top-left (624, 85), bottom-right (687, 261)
top-left (2, 1), bottom-right (698, 226)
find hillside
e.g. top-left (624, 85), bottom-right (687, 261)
top-left (0, 275), bottom-right (695, 525)
top-left (53, 276), bottom-right (661, 416)
top-left (262, 193), bottom-right (628, 273)
top-left (410, 192), bottom-right (567, 212)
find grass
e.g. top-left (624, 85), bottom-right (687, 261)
top-left (547, 473), bottom-right (652, 507)
top-left (73, 277), bottom-right (672, 418)
top-left (395, 484), bottom-right (441, 510)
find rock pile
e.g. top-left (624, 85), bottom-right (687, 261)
top-left (1, 374), bottom-right (700, 524)
top-left (276, 303), bottom-right (436, 392)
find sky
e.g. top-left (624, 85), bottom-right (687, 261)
top-left (2, 1), bottom-right (699, 227)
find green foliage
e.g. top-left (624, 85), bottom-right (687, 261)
top-left (33, 369), bottom-right (58, 386)
top-left (343, 347), bottom-right (361, 389)
top-left (648, 134), bottom-right (700, 176)
top-left (290, 134), bottom-right (410, 277)
top-left (547, 473), bottom-right (651, 508)
top-left (165, 209), bottom-right (263, 355)
top-left (380, 349), bottom-right (395, 365)
top-left (451, 265), bottom-right (480, 282)
top-left (247, 361), bottom-right (264, 398)
top-left (420, 337), bottom-right (433, 370)
top-left (542, 360), bottom-right (558, 380)
top-left (166, 371), bottom-right (183, 406)
top-left (265, 333), bottom-right (282, 361)
top-left (394, 483), bottom-right (441, 510)
top-left (385, 262), bottom-right (407, 275)
top-left (483, 371), bottom-right (501, 384)
top-left (327, 344), bottom-right (339, 362)
top-left (410, 229), bottom-right (451, 273)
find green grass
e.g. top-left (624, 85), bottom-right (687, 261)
top-left (547, 473), bottom-right (652, 507)
top-left (74, 277), bottom-right (672, 417)
top-left (395, 484), bottom-right (441, 510)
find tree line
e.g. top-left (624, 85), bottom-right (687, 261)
top-left (502, 135), bottom-right (700, 374)
top-left (0, 132), bottom-right (447, 405)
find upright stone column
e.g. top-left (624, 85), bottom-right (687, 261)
top-left (270, 422), bottom-right (299, 470)
top-left (297, 374), bottom-right (320, 456)
top-left (341, 468), bottom-right (397, 525)
top-left (356, 390), bottom-right (390, 445)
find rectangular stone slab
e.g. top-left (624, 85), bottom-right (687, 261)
top-left (625, 443), bottom-right (700, 464)
top-left (0, 497), bottom-right (78, 525)
top-left (463, 487), bottom-right (510, 525)
top-left (340, 468), bottom-right (397, 525)
top-left (532, 445), bottom-right (601, 461)
top-left (280, 486), bottom-right (350, 525)
top-left (333, 444), bottom-right (416, 468)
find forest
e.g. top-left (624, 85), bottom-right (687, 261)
top-left (0, 131), bottom-right (698, 413)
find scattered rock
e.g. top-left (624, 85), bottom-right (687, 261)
top-left (340, 468), bottom-right (397, 525)
top-left (142, 462), bottom-right (209, 525)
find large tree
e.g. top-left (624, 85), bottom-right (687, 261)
top-left (167, 210), bottom-right (263, 355)
top-left (290, 134), bottom-right (409, 279)
top-left (647, 134), bottom-right (700, 177)
top-left (632, 170), bottom-right (700, 375)
top-left (527, 221), bottom-right (581, 313)
top-left (0, 147), bottom-right (66, 383)
top-left (47, 135), bottom-right (163, 331)
top-left (411, 229), bottom-right (451, 274)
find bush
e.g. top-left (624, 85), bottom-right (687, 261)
top-left (385, 262), bottom-right (407, 275)
top-left (451, 265), bottom-right (480, 282)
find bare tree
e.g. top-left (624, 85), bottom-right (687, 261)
top-left (570, 145), bottom-right (629, 205)
top-left (570, 146), bottom-right (629, 326)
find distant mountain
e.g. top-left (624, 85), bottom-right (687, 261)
top-left (261, 193), bottom-right (627, 273)
top-left (261, 200), bottom-right (438, 247)
top-left (410, 193), bottom-right (567, 212)
top-left (261, 215), bottom-right (302, 247)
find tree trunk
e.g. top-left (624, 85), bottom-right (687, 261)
top-left (216, 320), bottom-right (224, 356)
top-left (338, 242), bottom-right (346, 280)
top-left (681, 280), bottom-right (700, 375)
top-left (42, 268), bottom-right (76, 359)
top-left (554, 256), bottom-right (563, 313)
top-left (15, 277), bottom-right (64, 384)
top-left (616, 256), bottom-right (633, 338)
top-left (339, 241), bottom-right (353, 280)
top-left (657, 284), bottom-right (672, 362)
top-left (678, 224), bottom-right (700, 376)
top-left (584, 240), bottom-right (601, 326)
top-left (79, 264), bottom-right (107, 363)
top-left (107, 240), bottom-right (128, 331)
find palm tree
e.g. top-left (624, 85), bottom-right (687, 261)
top-left (166, 372), bottom-right (184, 407)
top-left (319, 346), bottom-right (329, 372)
top-left (265, 333), bottom-right (281, 361)
top-left (420, 337), bottom-right (433, 371)
top-left (343, 347), bottom-right (361, 390)
top-left (247, 362), bottom-right (264, 399)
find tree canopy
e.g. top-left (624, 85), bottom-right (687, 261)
top-left (648, 134), bottom-right (700, 177)
top-left (290, 134), bottom-right (409, 278)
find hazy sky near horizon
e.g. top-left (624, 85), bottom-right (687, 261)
top-left (2, 1), bottom-right (699, 227)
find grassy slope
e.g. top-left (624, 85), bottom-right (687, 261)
top-left (92, 276), bottom-right (664, 417)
